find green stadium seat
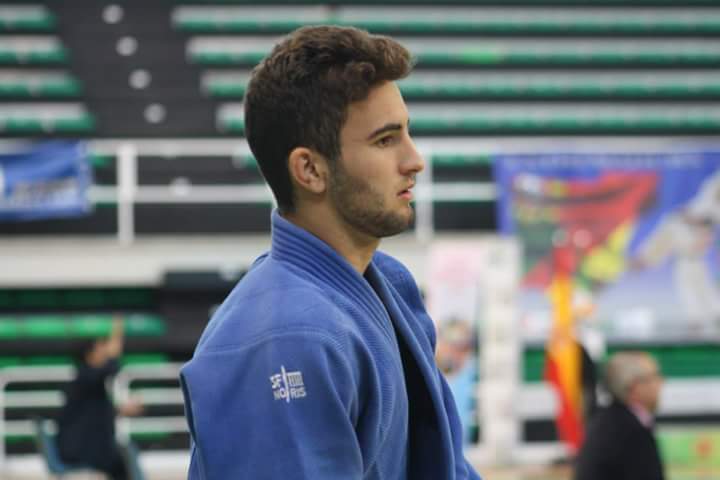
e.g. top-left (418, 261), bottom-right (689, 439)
top-left (189, 37), bottom-right (267, 65)
top-left (401, 71), bottom-right (720, 100)
top-left (0, 37), bottom-right (66, 64)
top-left (410, 103), bottom-right (720, 133)
top-left (2, 430), bottom-right (174, 445)
top-left (189, 36), bottom-right (720, 67)
top-left (0, 313), bottom-right (166, 340)
top-left (203, 70), bottom-right (720, 100)
top-left (121, 353), bottom-right (170, 366)
top-left (201, 71), bottom-right (249, 97)
top-left (0, 6), bottom-right (55, 31)
top-left (64, 290), bottom-right (105, 308)
top-left (0, 72), bottom-right (81, 99)
top-left (0, 318), bottom-right (20, 339)
top-left (0, 104), bottom-right (94, 133)
top-left (89, 153), bottom-right (114, 168)
top-left (0, 353), bottom-right (170, 370)
top-left (23, 355), bottom-right (73, 366)
top-left (22, 316), bottom-right (69, 338)
top-left (108, 289), bottom-right (154, 308)
top-left (217, 102), bottom-right (720, 134)
top-left (3, 288), bottom-right (156, 310)
top-left (172, 6), bottom-right (325, 32)
top-left (0, 356), bottom-right (21, 368)
top-left (125, 314), bottom-right (167, 337)
top-left (65, 314), bottom-right (167, 338)
top-left (173, 5), bottom-right (720, 35)
top-left (432, 153), bottom-right (492, 167)
top-left (70, 315), bottom-right (113, 337)
top-left (17, 290), bottom-right (61, 308)
top-left (410, 39), bottom-right (720, 67)
top-left (0, 291), bottom-right (10, 308)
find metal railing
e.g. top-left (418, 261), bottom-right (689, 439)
top-left (0, 363), bottom-right (185, 471)
top-left (102, 142), bottom-right (491, 245)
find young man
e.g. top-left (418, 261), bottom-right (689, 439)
top-left (574, 352), bottom-right (665, 480)
top-left (180, 26), bottom-right (482, 479)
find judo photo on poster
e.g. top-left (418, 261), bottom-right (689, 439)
top-left (494, 153), bottom-right (720, 341)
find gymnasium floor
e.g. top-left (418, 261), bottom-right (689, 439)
top-left (1, 462), bottom-right (719, 480)
top-left (483, 465), bottom-right (720, 480)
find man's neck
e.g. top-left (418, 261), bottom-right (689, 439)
top-left (282, 206), bottom-right (379, 274)
top-left (627, 402), bottom-right (654, 428)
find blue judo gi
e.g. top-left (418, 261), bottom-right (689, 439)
top-left (180, 211), bottom-right (482, 480)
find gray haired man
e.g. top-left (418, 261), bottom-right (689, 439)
top-left (574, 352), bottom-right (665, 480)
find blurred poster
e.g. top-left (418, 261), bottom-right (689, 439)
top-left (427, 243), bottom-right (483, 444)
top-left (426, 239), bottom-right (520, 448)
top-left (494, 152), bottom-right (720, 341)
top-left (0, 141), bottom-right (92, 222)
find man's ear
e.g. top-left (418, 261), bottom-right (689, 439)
top-left (288, 147), bottom-right (328, 195)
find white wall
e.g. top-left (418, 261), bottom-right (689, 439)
top-left (0, 232), bottom-right (493, 287)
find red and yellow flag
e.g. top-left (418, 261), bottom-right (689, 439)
top-left (544, 243), bottom-right (584, 453)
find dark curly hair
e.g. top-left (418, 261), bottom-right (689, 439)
top-left (244, 25), bottom-right (413, 213)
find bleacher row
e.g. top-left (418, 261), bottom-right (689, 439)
top-left (1, 3), bottom-right (720, 135)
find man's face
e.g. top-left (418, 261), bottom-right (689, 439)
top-left (328, 81), bottom-right (424, 239)
top-left (86, 339), bottom-right (111, 367)
top-left (632, 358), bottom-right (664, 413)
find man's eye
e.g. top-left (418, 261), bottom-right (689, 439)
top-left (376, 136), bottom-right (394, 147)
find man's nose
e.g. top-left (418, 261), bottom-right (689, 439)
top-left (403, 139), bottom-right (425, 174)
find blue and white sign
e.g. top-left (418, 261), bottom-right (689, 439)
top-left (0, 142), bottom-right (92, 222)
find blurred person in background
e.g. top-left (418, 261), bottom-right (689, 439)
top-left (180, 25), bottom-right (482, 479)
top-left (574, 351), bottom-right (665, 480)
top-left (435, 318), bottom-right (475, 378)
top-left (436, 318), bottom-right (477, 444)
top-left (57, 317), bottom-right (143, 480)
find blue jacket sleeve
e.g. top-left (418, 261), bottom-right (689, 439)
top-left (181, 327), bottom-right (363, 480)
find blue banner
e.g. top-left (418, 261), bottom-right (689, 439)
top-left (0, 142), bottom-right (92, 222)
top-left (494, 152), bottom-right (720, 341)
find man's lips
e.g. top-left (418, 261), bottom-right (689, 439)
top-left (399, 184), bottom-right (415, 200)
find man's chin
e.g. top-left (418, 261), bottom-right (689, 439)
top-left (379, 211), bottom-right (414, 238)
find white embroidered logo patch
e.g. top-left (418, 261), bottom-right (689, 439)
top-left (269, 365), bottom-right (307, 402)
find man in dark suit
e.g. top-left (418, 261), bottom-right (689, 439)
top-left (574, 351), bottom-right (665, 480)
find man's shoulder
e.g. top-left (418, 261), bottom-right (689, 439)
top-left (195, 257), bottom-right (354, 352)
top-left (235, 254), bottom-right (323, 296)
top-left (587, 402), bottom-right (642, 438)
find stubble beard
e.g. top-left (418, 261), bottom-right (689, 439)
top-left (329, 164), bottom-right (414, 239)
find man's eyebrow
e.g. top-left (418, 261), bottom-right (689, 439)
top-left (365, 122), bottom-right (404, 141)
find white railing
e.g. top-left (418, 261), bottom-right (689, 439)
top-left (0, 363), bottom-right (185, 472)
top-left (112, 363), bottom-right (185, 444)
top-left (0, 366), bottom-right (73, 469)
top-left (106, 142), bottom-right (453, 245)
